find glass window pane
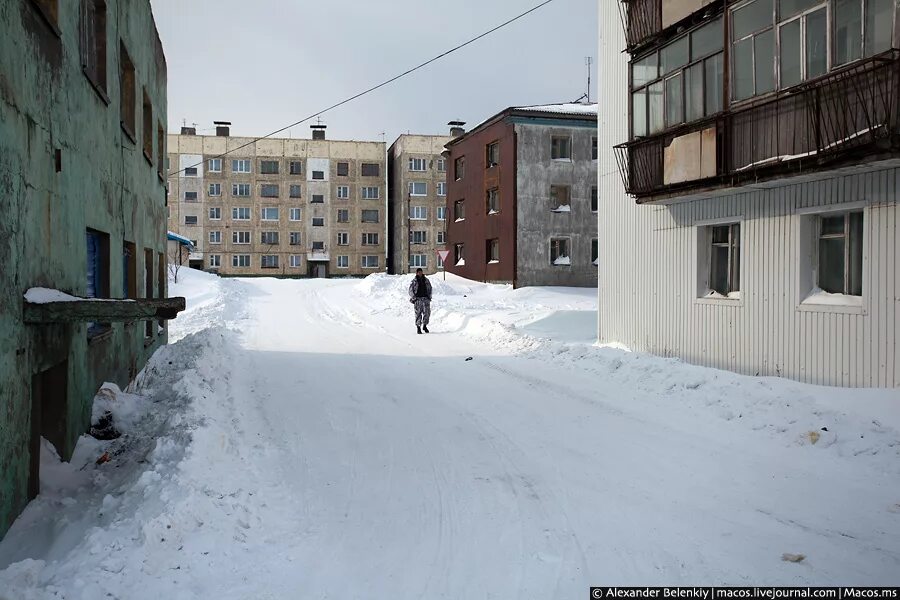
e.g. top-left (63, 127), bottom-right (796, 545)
top-left (632, 90), bottom-right (647, 136)
top-left (755, 29), bottom-right (776, 94)
top-left (705, 53), bottom-right (724, 114)
top-left (733, 0), bottom-right (774, 40)
top-left (685, 63), bottom-right (705, 122)
top-left (731, 224), bottom-right (741, 292)
top-left (818, 237), bottom-right (845, 293)
top-left (660, 36), bottom-right (689, 74)
top-left (779, 0), bottom-right (822, 20)
top-left (648, 81), bottom-right (664, 133)
top-left (848, 212), bottom-right (864, 296)
top-left (733, 38), bottom-right (754, 100)
top-left (834, 0), bottom-right (863, 65)
top-left (821, 214), bottom-right (846, 235)
top-left (806, 8), bottom-right (827, 79)
top-left (710, 244), bottom-right (730, 294)
top-left (865, 0), bottom-right (894, 56)
top-left (780, 19), bottom-right (802, 87)
top-left (691, 18), bottom-right (724, 60)
top-left (665, 73), bottom-right (684, 127)
top-left (632, 53), bottom-right (658, 87)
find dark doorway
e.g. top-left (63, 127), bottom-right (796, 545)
top-left (29, 361), bottom-right (68, 500)
top-left (309, 264), bottom-right (327, 278)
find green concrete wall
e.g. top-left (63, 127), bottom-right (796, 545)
top-left (0, 0), bottom-right (168, 538)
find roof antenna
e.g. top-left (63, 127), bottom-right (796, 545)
top-left (585, 56), bottom-right (592, 103)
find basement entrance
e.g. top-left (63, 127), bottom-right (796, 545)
top-left (29, 360), bottom-right (68, 499)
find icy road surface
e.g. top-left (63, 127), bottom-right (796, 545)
top-left (1, 270), bottom-right (898, 599)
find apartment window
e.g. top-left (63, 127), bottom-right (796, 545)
top-left (337, 255), bottom-right (349, 268)
top-left (232, 207), bottom-right (250, 220)
top-left (361, 209), bottom-right (379, 223)
top-left (632, 17), bottom-right (724, 135)
top-left (411, 231), bottom-right (427, 245)
top-left (232, 254), bottom-right (251, 267)
top-left (184, 191), bottom-right (198, 202)
top-left (312, 217), bottom-right (325, 227)
top-left (233, 231), bottom-right (251, 244)
top-left (591, 186), bottom-right (598, 212)
top-left (209, 230), bottom-right (222, 244)
top-left (261, 207), bottom-right (279, 221)
top-left (410, 254), bottom-right (428, 268)
top-left (289, 160), bottom-right (303, 175)
top-left (437, 182), bottom-right (446, 197)
top-left (410, 206), bottom-right (427, 220)
top-left (409, 157), bottom-right (427, 171)
top-left (454, 243), bottom-right (465, 265)
top-left (184, 167), bottom-right (198, 177)
top-left (835, 0), bottom-right (895, 65)
top-left (261, 255), bottom-right (279, 269)
top-left (592, 137), bottom-right (598, 160)
top-left (119, 42), bottom-right (135, 139)
top-left (261, 231), bottom-right (280, 245)
top-left (337, 209), bottom-right (350, 223)
top-left (708, 223), bottom-right (741, 295)
top-left (731, 2), bottom-right (775, 101)
top-left (486, 188), bottom-right (500, 214)
top-left (141, 90), bottom-right (153, 161)
top-left (232, 183), bottom-right (250, 197)
top-left (485, 141), bottom-right (500, 167)
top-left (361, 163), bottom-right (380, 177)
top-left (437, 158), bottom-right (446, 172)
top-left (311, 194), bottom-right (325, 204)
top-left (336, 162), bottom-right (349, 176)
top-left (361, 186), bottom-right (380, 200)
top-left (289, 184), bottom-right (302, 198)
top-left (550, 238), bottom-right (571, 266)
top-left (184, 215), bottom-right (198, 226)
top-left (817, 212), bottom-right (863, 295)
top-left (550, 136), bottom-right (572, 160)
top-left (290, 232), bottom-right (302, 246)
top-left (592, 239), bottom-right (599, 265)
top-left (290, 255), bottom-right (302, 268)
top-left (208, 183), bottom-right (222, 197)
top-left (289, 208), bottom-right (302, 221)
top-left (337, 232), bottom-right (349, 245)
top-left (261, 184), bottom-right (279, 198)
top-left (122, 241), bottom-right (136, 299)
top-left (337, 185), bottom-right (350, 199)
top-left (312, 241), bottom-right (325, 251)
top-left (437, 231), bottom-right (446, 244)
top-left (209, 254), bottom-right (221, 268)
top-left (209, 207), bottom-right (221, 220)
top-left (454, 156), bottom-right (466, 180)
top-left (260, 160), bottom-right (279, 175)
top-left (454, 199), bottom-right (465, 221)
top-left (312, 170), bottom-right (325, 180)
top-left (79, 0), bottom-right (107, 94)
top-left (408, 182), bottom-right (428, 196)
top-left (778, 1), bottom-right (828, 89)
top-left (487, 238), bottom-right (500, 263)
top-left (232, 159), bottom-right (251, 173)
top-left (437, 206), bottom-right (446, 221)
top-left (550, 185), bottom-right (571, 211)
top-left (362, 232), bottom-right (379, 246)
top-left (208, 158), bottom-right (222, 172)
top-left (361, 256), bottom-right (379, 268)
top-left (190, 239), bottom-right (199, 249)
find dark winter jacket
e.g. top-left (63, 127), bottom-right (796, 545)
top-left (409, 276), bottom-right (432, 301)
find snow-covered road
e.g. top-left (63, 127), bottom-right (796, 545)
top-left (1, 271), bottom-right (898, 598)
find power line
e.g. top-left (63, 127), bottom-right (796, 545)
top-left (170, 0), bottom-right (558, 177)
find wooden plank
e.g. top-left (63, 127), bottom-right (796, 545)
top-left (24, 297), bottom-right (186, 324)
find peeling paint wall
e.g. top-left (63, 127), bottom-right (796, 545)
top-left (0, 0), bottom-right (168, 537)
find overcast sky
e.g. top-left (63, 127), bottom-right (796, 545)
top-left (149, 0), bottom-right (597, 144)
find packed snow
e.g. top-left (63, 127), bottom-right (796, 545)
top-left (1, 268), bottom-right (898, 598)
top-left (516, 102), bottom-right (599, 116)
top-left (23, 288), bottom-right (80, 303)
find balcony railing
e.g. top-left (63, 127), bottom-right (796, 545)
top-left (618, 0), bottom-right (661, 51)
top-left (615, 51), bottom-right (900, 201)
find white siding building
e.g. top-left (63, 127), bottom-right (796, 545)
top-left (598, 0), bottom-right (900, 388)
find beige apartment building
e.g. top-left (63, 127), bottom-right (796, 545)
top-left (387, 134), bottom-right (452, 275)
top-left (167, 124), bottom-right (387, 277)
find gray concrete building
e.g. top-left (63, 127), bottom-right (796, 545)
top-left (167, 125), bottom-right (387, 278)
top-left (387, 134), bottom-right (452, 275)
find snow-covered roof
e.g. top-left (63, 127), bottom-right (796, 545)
top-left (167, 231), bottom-right (195, 248)
top-left (514, 102), bottom-right (598, 116)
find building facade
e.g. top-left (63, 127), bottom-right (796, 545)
top-left (167, 127), bottom-right (387, 278)
top-left (1, 0), bottom-right (174, 538)
top-left (444, 104), bottom-right (599, 287)
top-left (387, 134), bottom-right (452, 275)
top-left (600, 0), bottom-right (900, 387)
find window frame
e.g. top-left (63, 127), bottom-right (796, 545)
top-left (409, 157), bottom-right (428, 172)
top-left (209, 230), bottom-right (222, 244)
top-left (232, 207), bottom-right (251, 221)
top-left (208, 158), bottom-right (223, 173)
top-left (550, 136), bottom-right (572, 160)
top-left (260, 207), bottom-right (280, 221)
top-left (485, 141), bottom-right (500, 168)
top-left (208, 207), bottom-right (221, 221)
top-left (486, 188), bottom-right (500, 214)
top-left (549, 237), bottom-right (572, 266)
top-left (410, 206), bottom-right (428, 220)
top-left (208, 183), bottom-right (222, 197)
top-left (454, 199), bottom-right (465, 221)
top-left (816, 210), bottom-right (864, 296)
top-left (487, 238), bottom-right (500, 263)
top-left (289, 207), bottom-right (302, 221)
top-left (361, 209), bottom-right (379, 224)
top-left (233, 231), bottom-right (251, 245)
top-left (232, 254), bottom-right (251, 267)
top-left (408, 181), bottom-right (428, 197)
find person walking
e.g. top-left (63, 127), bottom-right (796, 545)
top-left (408, 268), bottom-right (432, 334)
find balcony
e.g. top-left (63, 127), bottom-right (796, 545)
top-left (615, 51), bottom-right (900, 202)
top-left (308, 245), bottom-right (329, 262)
top-left (618, 0), bottom-right (717, 52)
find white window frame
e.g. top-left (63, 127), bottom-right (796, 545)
top-left (209, 207), bottom-right (221, 220)
top-left (408, 181), bottom-right (428, 196)
top-left (337, 232), bottom-right (350, 246)
top-left (437, 182), bottom-right (447, 197)
top-left (361, 209), bottom-right (379, 223)
top-left (208, 158), bottom-right (222, 172)
top-left (337, 185), bottom-right (350, 199)
top-left (437, 206), bottom-right (446, 221)
top-left (337, 255), bottom-right (349, 269)
top-left (209, 230), bottom-right (222, 244)
top-left (261, 255), bottom-right (279, 269)
top-left (409, 157), bottom-right (427, 172)
top-left (411, 230), bottom-right (427, 245)
top-left (436, 158), bottom-right (446, 172)
top-left (232, 183), bottom-right (250, 197)
top-left (362, 232), bottom-right (379, 246)
top-left (208, 183), bottom-right (222, 197)
top-left (232, 159), bottom-right (251, 174)
top-left (437, 231), bottom-right (446, 244)
top-left (410, 206), bottom-right (427, 220)
top-left (261, 207), bottom-right (280, 221)
top-left (290, 255), bottom-right (302, 268)
top-left (233, 231), bottom-right (251, 245)
top-left (362, 186), bottom-right (380, 200)
top-left (337, 209), bottom-right (350, 223)
top-left (410, 254), bottom-right (428, 268)
top-left (289, 208), bottom-right (302, 221)
top-left (209, 254), bottom-right (221, 267)
top-left (232, 254), bottom-right (251, 267)
top-left (232, 207), bottom-right (251, 220)
top-left (361, 255), bottom-right (379, 269)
